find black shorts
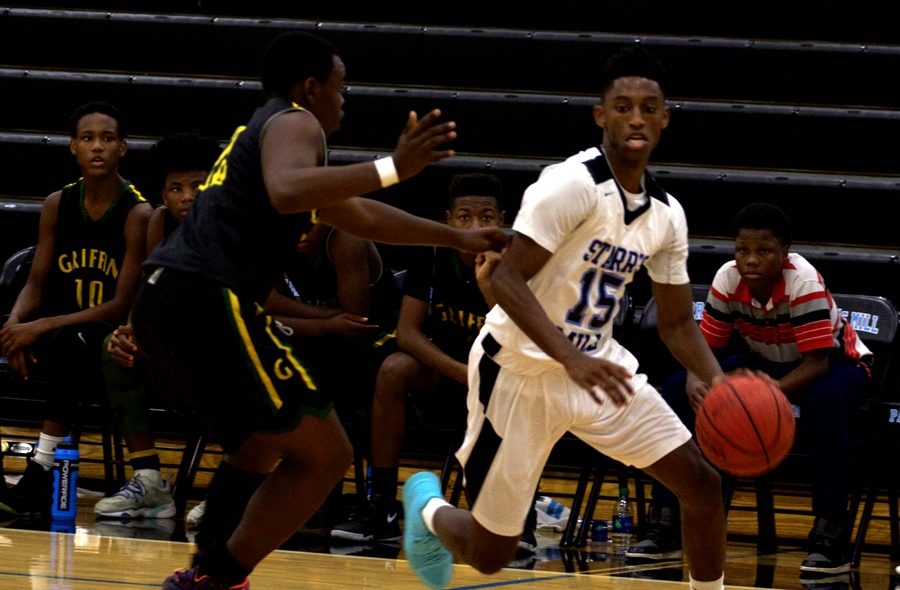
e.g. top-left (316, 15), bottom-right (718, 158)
top-left (131, 267), bottom-right (332, 453)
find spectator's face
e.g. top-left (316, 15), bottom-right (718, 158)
top-left (446, 196), bottom-right (504, 229)
top-left (162, 170), bottom-right (207, 220)
top-left (69, 113), bottom-right (126, 177)
top-left (594, 77), bottom-right (669, 162)
top-left (734, 229), bottom-right (789, 290)
top-left (312, 55), bottom-right (346, 137)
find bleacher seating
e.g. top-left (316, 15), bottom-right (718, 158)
top-left (1, 6), bottom-right (898, 302)
top-left (1, 1), bottom-right (898, 553)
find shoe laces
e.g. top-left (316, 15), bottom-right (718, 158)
top-left (113, 477), bottom-right (147, 500)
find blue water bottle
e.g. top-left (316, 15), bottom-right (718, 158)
top-left (51, 436), bottom-right (79, 520)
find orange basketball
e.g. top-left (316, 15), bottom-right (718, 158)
top-left (695, 373), bottom-right (796, 477)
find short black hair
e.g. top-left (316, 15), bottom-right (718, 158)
top-left (448, 173), bottom-right (503, 209)
top-left (598, 45), bottom-right (668, 100)
top-left (68, 101), bottom-right (126, 139)
top-left (261, 31), bottom-right (339, 96)
top-left (732, 202), bottom-right (792, 245)
top-left (150, 132), bottom-right (221, 190)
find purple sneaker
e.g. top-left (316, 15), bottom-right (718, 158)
top-left (161, 566), bottom-right (249, 589)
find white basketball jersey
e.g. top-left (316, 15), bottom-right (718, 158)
top-left (485, 147), bottom-right (690, 375)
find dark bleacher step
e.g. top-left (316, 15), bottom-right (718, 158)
top-left (3, 1), bottom-right (898, 44)
top-left (2, 8), bottom-right (900, 107)
top-left (2, 130), bottom-right (899, 268)
top-left (3, 68), bottom-right (900, 175)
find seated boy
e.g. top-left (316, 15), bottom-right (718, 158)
top-left (0, 101), bottom-right (152, 518)
top-left (94, 132), bottom-right (219, 519)
top-left (627, 203), bottom-right (872, 576)
top-left (331, 172), bottom-right (508, 543)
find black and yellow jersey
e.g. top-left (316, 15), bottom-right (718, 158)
top-left (44, 178), bottom-right (145, 317)
top-left (148, 97), bottom-right (320, 303)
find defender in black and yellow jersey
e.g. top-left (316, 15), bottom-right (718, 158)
top-left (0, 101), bottom-right (152, 518)
top-left (129, 32), bottom-right (505, 590)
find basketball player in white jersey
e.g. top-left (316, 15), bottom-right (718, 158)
top-left (402, 46), bottom-right (728, 590)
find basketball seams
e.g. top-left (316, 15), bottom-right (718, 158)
top-left (696, 374), bottom-right (795, 477)
top-left (723, 377), bottom-right (771, 466)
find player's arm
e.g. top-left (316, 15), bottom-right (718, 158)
top-left (263, 109), bottom-right (456, 214)
top-left (491, 232), bottom-right (632, 405)
top-left (0, 192), bottom-right (60, 377)
top-left (264, 289), bottom-right (377, 339)
top-left (396, 294), bottom-right (468, 385)
top-left (4, 192), bottom-right (59, 328)
top-left (1, 201), bottom-right (152, 374)
top-left (316, 197), bottom-right (506, 253)
top-left (775, 282), bottom-right (835, 397)
top-left (329, 229), bottom-right (373, 317)
top-left (653, 281), bottom-right (724, 394)
top-left (146, 205), bottom-right (167, 254)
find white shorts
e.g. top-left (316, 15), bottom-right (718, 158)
top-left (455, 331), bottom-right (691, 538)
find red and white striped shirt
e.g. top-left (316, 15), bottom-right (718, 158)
top-left (700, 253), bottom-right (871, 364)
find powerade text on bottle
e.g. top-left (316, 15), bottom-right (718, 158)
top-left (51, 437), bottom-right (79, 520)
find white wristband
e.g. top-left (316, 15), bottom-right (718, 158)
top-left (374, 156), bottom-right (399, 188)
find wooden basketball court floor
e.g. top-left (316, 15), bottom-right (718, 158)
top-left (0, 502), bottom-right (896, 590)
top-left (2, 428), bottom-right (897, 589)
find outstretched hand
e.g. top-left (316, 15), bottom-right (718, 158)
top-left (325, 313), bottom-right (381, 339)
top-left (392, 110), bottom-right (457, 180)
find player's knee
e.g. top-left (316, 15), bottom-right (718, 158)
top-left (327, 436), bottom-right (354, 481)
top-left (375, 352), bottom-right (419, 399)
top-left (680, 458), bottom-right (722, 506)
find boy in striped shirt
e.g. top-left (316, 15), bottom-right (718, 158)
top-left (628, 202), bottom-right (871, 576)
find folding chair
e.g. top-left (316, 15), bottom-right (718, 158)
top-left (829, 294), bottom-right (900, 566)
top-left (0, 245), bottom-right (127, 493)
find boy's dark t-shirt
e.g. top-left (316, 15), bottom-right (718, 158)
top-left (402, 246), bottom-right (490, 364)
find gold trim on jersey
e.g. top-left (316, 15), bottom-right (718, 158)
top-left (201, 126), bottom-right (247, 191)
top-left (261, 311), bottom-right (318, 391)
top-left (226, 290), bottom-right (284, 411)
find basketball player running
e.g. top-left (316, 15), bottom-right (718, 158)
top-left (129, 32), bottom-right (505, 590)
top-left (402, 46), bottom-right (728, 590)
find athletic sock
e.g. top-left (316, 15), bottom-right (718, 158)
top-left (194, 462), bottom-right (267, 564)
top-left (371, 467), bottom-right (398, 504)
top-left (690, 573), bottom-right (725, 590)
top-left (422, 497), bottom-right (452, 535)
top-left (129, 449), bottom-right (161, 473)
top-left (34, 433), bottom-right (66, 471)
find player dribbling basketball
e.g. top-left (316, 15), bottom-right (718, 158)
top-left (401, 46), bottom-right (729, 590)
